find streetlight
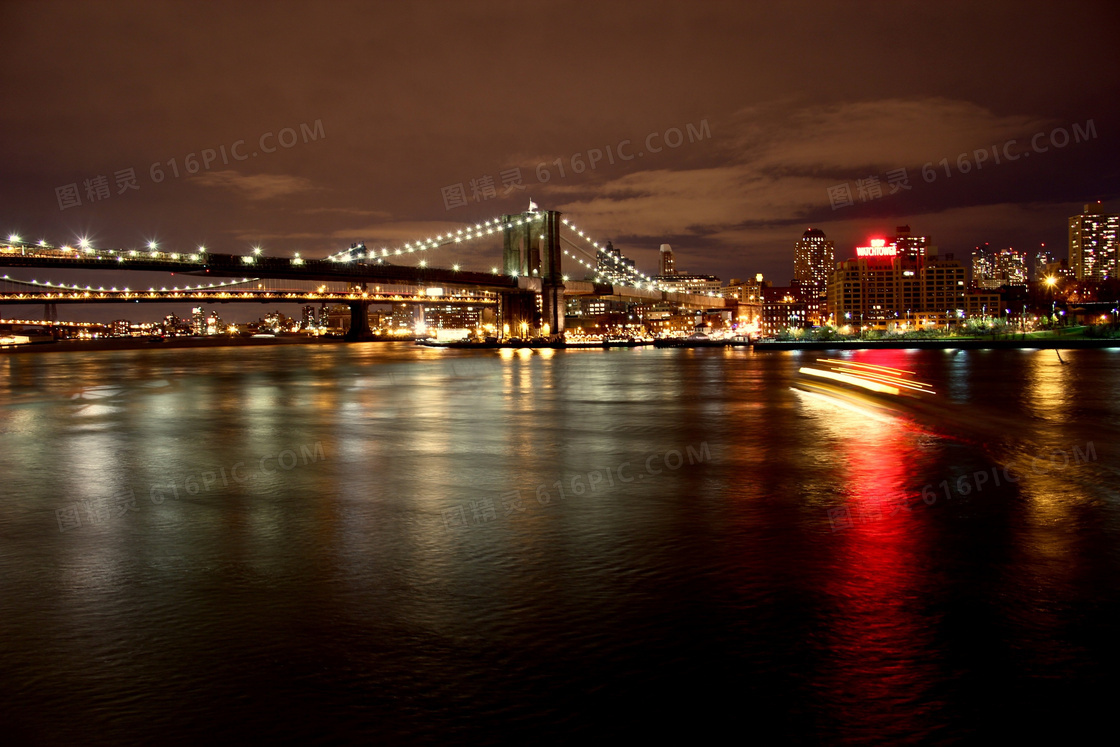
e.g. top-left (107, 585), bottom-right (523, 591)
top-left (1045, 275), bottom-right (1057, 326)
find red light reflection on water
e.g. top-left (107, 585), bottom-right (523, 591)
top-left (797, 380), bottom-right (945, 740)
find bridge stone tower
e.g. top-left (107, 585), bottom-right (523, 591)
top-left (501, 208), bottom-right (565, 336)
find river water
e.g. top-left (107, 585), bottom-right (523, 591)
top-left (1, 343), bottom-right (1118, 743)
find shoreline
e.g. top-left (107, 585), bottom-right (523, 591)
top-left (8, 335), bottom-right (1120, 355)
top-left (0, 336), bottom-right (358, 355)
top-left (752, 337), bottom-right (1120, 351)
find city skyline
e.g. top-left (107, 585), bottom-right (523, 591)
top-left (2, 1), bottom-right (1118, 324)
top-left (2, 202), bottom-right (1112, 325)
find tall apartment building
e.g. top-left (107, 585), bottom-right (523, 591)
top-left (793, 228), bottom-right (834, 325)
top-left (1069, 202), bottom-right (1119, 281)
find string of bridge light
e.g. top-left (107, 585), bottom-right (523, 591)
top-left (7, 224), bottom-right (660, 288)
top-left (2, 237), bottom-right (308, 266)
top-left (325, 214), bottom-right (529, 268)
top-left (0, 274), bottom-right (256, 293)
top-left (558, 219), bottom-right (665, 290)
top-left (560, 220), bottom-right (656, 287)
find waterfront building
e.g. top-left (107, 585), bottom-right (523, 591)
top-left (566, 296), bottom-right (630, 318)
top-left (761, 285), bottom-right (806, 336)
top-left (423, 304), bottom-right (483, 331)
top-left (827, 235), bottom-right (974, 329)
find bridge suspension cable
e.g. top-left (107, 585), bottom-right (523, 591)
top-left (559, 218), bottom-right (665, 290)
top-left (325, 213), bottom-right (515, 264)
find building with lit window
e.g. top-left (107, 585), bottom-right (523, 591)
top-left (793, 228), bottom-right (835, 324)
top-left (659, 244), bottom-right (675, 276)
top-left (761, 286), bottom-right (806, 335)
top-left (972, 243), bottom-right (1028, 289)
top-left (892, 225), bottom-right (931, 260)
top-left (594, 241), bottom-right (637, 283)
top-left (422, 304), bottom-right (483, 331)
top-left (723, 274), bottom-right (770, 330)
top-left (1069, 201), bottom-right (1119, 281)
top-left (301, 305), bottom-right (317, 330)
top-left (566, 297), bottom-right (631, 318)
top-left (655, 273), bottom-right (722, 295)
top-left (827, 235), bottom-right (975, 329)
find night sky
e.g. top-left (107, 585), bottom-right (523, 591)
top-left (2, 0), bottom-right (1118, 321)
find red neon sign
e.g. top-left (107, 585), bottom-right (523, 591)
top-left (856, 239), bottom-right (896, 257)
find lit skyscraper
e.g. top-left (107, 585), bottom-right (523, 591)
top-left (1069, 202), bottom-right (1119, 281)
top-left (793, 228), bottom-right (834, 324)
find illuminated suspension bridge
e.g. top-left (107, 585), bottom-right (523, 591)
top-left (0, 275), bottom-right (496, 306)
top-left (0, 206), bottom-right (726, 339)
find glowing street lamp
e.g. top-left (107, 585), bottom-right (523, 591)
top-left (1045, 275), bottom-right (1057, 321)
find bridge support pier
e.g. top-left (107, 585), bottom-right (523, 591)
top-left (344, 301), bottom-right (373, 341)
top-left (501, 208), bottom-right (565, 338)
top-left (499, 291), bottom-right (538, 339)
top-left (539, 210), bottom-right (564, 337)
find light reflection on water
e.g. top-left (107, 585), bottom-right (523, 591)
top-left (0, 343), bottom-right (1118, 742)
